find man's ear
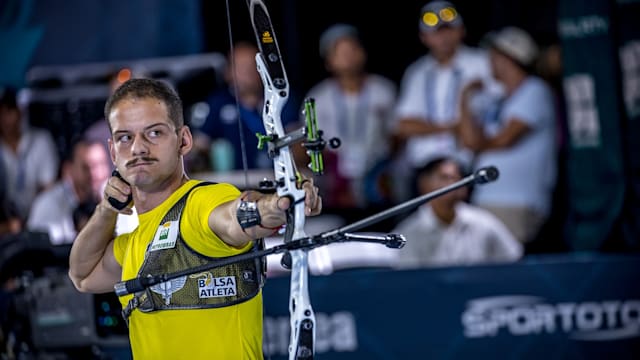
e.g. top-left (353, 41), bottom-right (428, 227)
top-left (178, 126), bottom-right (193, 155)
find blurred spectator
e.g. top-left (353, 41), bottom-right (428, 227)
top-left (0, 159), bottom-right (21, 237)
top-left (392, 156), bottom-right (522, 268)
top-left (0, 87), bottom-right (59, 222)
top-left (537, 43), bottom-right (563, 94)
top-left (190, 41), bottom-right (300, 172)
top-left (84, 68), bottom-right (130, 170)
top-left (27, 138), bottom-right (111, 244)
top-left (304, 24), bottom-right (397, 208)
top-left (459, 27), bottom-right (557, 244)
top-left (392, 0), bottom-right (500, 200)
top-left (535, 42), bottom-right (566, 146)
top-left (72, 200), bottom-right (98, 234)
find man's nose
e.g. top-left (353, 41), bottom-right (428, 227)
top-left (131, 134), bottom-right (150, 155)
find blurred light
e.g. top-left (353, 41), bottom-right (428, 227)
top-left (101, 301), bottom-right (111, 312)
top-left (98, 315), bottom-right (120, 327)
top-left (117, 68), bottom-right (132, 85)
top-left (422, 12), bottom-right (439, 27)
top-left (440, 8), bottom-right (457, 22)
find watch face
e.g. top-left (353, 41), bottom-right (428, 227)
top-left (240, 200), bottom-right (258, 211)
top-left (238, 199), bottom-right (261, 229)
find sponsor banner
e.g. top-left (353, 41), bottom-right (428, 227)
top-left (559, 0), bottom-right (627, 250)
top-left (262, 254), bottom-right (640, 359)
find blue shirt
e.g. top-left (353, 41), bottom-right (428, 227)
top-left (195, 87), bottom-right (300, 170)
top-left (472, 76), bottom-right (557, 216)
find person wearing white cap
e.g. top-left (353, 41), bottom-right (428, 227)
top-left (305, 23), bottom-right (397, 208)
top-left (459, 27), bottom-right (558, 245)
top-left (391, 0), bottom-right (501, 201)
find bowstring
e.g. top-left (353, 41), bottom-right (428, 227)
top-left (225, 0), bottom-right (250, 189)
top-left (225, 2), bottom-right (273, 359)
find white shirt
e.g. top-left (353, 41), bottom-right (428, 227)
top-left (393, 46), bottom-right (500, 167)
top-left (391, 203), bottom-right (522, 268)
top-left (97, 179), bottom-right (139, 236)
top-left (472, 76), bottom-right (557, 217)
top-left (27, 180), bottom-right (78, 245)
top-left (0, 126), bottom-right (59, 219)
top-left (27, 178), bottom-right (139, 245)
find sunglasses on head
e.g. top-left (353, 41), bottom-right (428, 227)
top-left (422, 7), bottom-right (458, 28)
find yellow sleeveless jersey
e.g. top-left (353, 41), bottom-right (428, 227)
top-left (113, 180), bottom-right (263, 359)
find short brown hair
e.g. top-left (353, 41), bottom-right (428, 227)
top-left (104, 78), bottom-right (183, 131)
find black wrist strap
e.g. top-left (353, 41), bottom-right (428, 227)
top-left (237, 199), bottom-right (261, 229)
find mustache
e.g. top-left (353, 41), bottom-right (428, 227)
top-left (126, 157), bottom-right (157, 167)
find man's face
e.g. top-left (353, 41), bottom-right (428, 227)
top-left (489, 48), bottom-right (510, 82)
top-left (85, 143), bottom-right (111, 200)
top-left (69, 142), bottom-right (109, 202)
top-left (0, 106), bottom-right (21, 136)
top-left (326, 37), bottom-right (366, 76)
top-left (228, 46), bottom-right (262, 96)
top-left (420, 26), bottom-right (464, 61)
top-left (108, 97), bottom-right (190, 190)
top-left (419, 160), bottom-right (467, 206)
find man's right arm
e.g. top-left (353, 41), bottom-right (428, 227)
top-left (68, 202), bottom-right (122, 293)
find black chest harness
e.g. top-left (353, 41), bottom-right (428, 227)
top-left (122, 182), bottom-right (265, 320)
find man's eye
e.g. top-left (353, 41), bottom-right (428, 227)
top-left (148, 130), bottom-right (161, 137)
top-left (118, 134), bottom-right (131, 142)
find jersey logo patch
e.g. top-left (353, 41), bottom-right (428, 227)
top-left (190, 272), bottom-right (237, 298)
top-left (150, 221), bottom-right (179, 251)
top-left (150, 276), bottom-right (187, 305)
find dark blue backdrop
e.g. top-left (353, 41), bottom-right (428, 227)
top-left (262, 253), bottom-right (640, 359)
